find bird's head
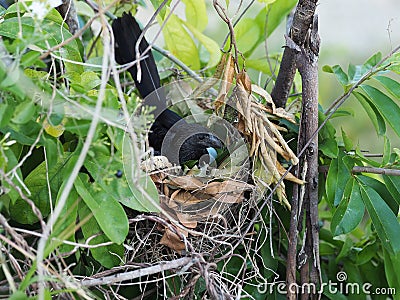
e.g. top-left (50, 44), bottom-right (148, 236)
top-left (161, 122), bottom-right (223, 166)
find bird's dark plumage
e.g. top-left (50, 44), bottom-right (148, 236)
top-left (112, 13), bottom-right (222, 165)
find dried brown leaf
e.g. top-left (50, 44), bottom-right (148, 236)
top-left (251, 84), bottom-right (274, 107)
top-left (175, 213), bottom-right (198, 228)
top-left (204, 180), bottom-right (253, 195)
top-left (173, 190), bottom-right (210, 205)
top-left (237, 71), bottom-right (252, 94)
top-left (276, 161), bottom-right (305, 185)
top-left (166, 176), bottom-right (204, 190)
top-left (160, 228), bottom-right (186, 252)
top-left (214, 54), bottom-right (235, 114)
top-left (214, 192), bottom-right (245, 204)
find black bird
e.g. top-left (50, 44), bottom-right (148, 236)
top-left (112, 13), bottom-right (222, 165)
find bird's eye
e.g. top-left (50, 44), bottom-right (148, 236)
top-left (198, 135), bottom-right (205, 140)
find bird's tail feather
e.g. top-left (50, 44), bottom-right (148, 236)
top-left (112, 13), bottom-right (161, 100)
top-left (112, 13), bottom-right (182, 128)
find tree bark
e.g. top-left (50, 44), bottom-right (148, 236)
top-left (271, 0), bottom-right (318, 108)
top-left (286, 14), bottom-right (320, 300)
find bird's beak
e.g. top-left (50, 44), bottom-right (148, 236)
top-left (207, 147), bottom-right (218, 163)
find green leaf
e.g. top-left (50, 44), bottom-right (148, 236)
top-left (9, 291), bottom-right (29, 300)
top-left (318, 111), bottom-right (338, 158)
top-left (353, 91), bottom-right (386, 136)
top-left (182, 21), bottom-right (221, 68)
top-left (21, 51), bottom-right (44, 68)
top-left (0, 17), bottom-right (83, 73)
top-left (246, 58), bottom-right (272, 75)
top-left (347, 63), bottom-right (362, 83)
top-left (257, 0), bottom-right (297, 37)
top-left (80, 71), bottom-right (102, 90)
top-left (330, 108), bottom-right (354, 118)
top-left (360, 85), bottom-right (400, 137)
top-left (74, 174), bottom-right (128, 244)
top-left (0, 61), bottom-right (19, 88)
top-left (375, 75), bottom-right (400, 100)
top-left (234, 18), bottom-right (260, 54)
top-left (336, 237), bottom-right (354, 263)
top-left (1, 148), bottom-right (21, 204)
top-left (53, 186), bottom-right (79, 254)
top-left (75, 1), bottom-right (95, 18)
top-left (44, 137), bottom-right (58, 170)
top-left (182, 0), bottom-right (207, 32)
top-left (322, 65), bottom-right (333, 73)
top-left (162, 11), bottom-right (200, 70)
top-left (12, 100), bottom-right (36, 124)
top-left (330, 65), bottom-right (349, 88)
top-left (362, 52), bottom-right (382, 73)
top-left (383, 248), bottom-right (400, 300)
top-left (331, 178), bottom-right (364, 236)
top-left (78, 200), bottom-right (124, 268)
top-left (83, 144), bottom-right (159, 212)
top-left (359, 182), bottom-right (400, 254)
top-left (383, 175), bottom-right (400, 206)
top-left (1, 121), bottom-right (43, 145)
top-left (0, 104), bottom-right (13, 127)
top-left (122, 138), bottom-right (160, 212)
top-left (341, 128), bottom-right (353, 152)
top-left (355, 242), bottom-right (378, 265)
top-left (383, 136), bottom-right (391, 166)
top-left (9, 154), bottom-right (72, 224)
top-left (325, 149), bottom-right (350, 206)
top-left (357, 175), bottom-right (399, 214)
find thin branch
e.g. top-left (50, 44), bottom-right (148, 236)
top-left (80, 257), bottom-right (193, 286)
top-left (85, 0), bottom-right (205, 83)
top-left (352, 166), bottom-right (400, 176)
top-left (324, 43), bottom-right (400, 116)
top-left (36, 8), bottom-right (113, 299)
top-left (271, 0), bottom-right (318, 108)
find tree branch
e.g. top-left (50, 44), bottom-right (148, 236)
top-left (287, 14), bottom-right (320, 300)
top-left (271, 0), bottom-right (318, 108)
top-left (80, 257), bottom-right (193, 286)
top-left (56, 0), bottom-right (80, 35)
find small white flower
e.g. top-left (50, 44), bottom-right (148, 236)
top-left (48, 0), bottom-right (62, 8)
top-left (30, 0), bottom-right (62, 20)
top-left (30, 1), bottom-right (47, 19)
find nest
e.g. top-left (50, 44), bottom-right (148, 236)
top-left (111, 54), bottom-right (302, 299)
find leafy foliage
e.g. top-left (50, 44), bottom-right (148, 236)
top-left (0, 0), bottom-right (399, 299)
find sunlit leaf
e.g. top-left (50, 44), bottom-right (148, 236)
top-left (182, 21), bottom-right (221, 68)
top-left (182, 0), bottom-right (207, 31)
top-left (234, 18), bottom-right (260, 54)
top-left (162, 11), bottom-right (200, 70)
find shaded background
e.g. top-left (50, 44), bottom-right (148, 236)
top-left (140, 0), bottom-right (400, 152)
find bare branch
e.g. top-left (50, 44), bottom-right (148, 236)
top-left (80, 257), bottom-right (193, 286)
top-left (271, 0), bottom-right (318, 108)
